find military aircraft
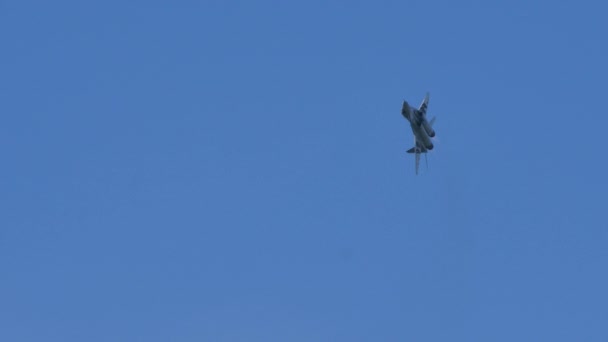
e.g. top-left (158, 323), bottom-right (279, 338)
top-left (401, 92), bottom-right (436, 174)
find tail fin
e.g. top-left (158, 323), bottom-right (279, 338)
top-left (406, 147), bottom-right (422, 175)
top-left (429, 116), bottom-right (436, 127)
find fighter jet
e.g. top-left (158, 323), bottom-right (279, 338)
top-left (401, 92), bottom-right (436, 174)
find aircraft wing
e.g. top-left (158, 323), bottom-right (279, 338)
top-left (418, 92), bottom-right (429, 117)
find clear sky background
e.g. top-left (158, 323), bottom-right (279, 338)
top-left (1, 1), bottom-right (607, 341)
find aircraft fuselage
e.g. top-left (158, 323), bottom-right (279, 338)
top-left (411, 120), bottom-right (434, 151)
top-left (402, 105), bottom-right (434, 151)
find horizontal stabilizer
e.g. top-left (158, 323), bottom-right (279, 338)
top-left (407, 145), bottom-right (428, 153)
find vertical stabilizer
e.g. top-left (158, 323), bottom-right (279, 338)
top-left (406, 147), bottom-right (422, 175)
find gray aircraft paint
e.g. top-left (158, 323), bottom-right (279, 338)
top-left (401, 93), bottom-right (436, 174)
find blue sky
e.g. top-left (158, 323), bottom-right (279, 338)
top-left (1, 1), bottom-right (607, 341)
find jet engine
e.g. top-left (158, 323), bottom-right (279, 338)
top-left (422, 120), bottom-right (435, 137)
top-left (419, 130), bottom-right (434, 150)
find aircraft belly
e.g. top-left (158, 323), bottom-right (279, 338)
top-left (411, 124), bottom-right (433, 150)
top-left (403, 93), bottom-right (435, 174)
